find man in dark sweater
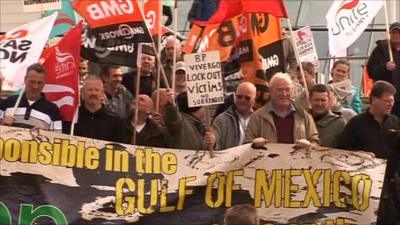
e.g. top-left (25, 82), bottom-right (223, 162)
top-left (73, 76), bottom-right (128, 143)
top-left (337, 81), bottom-right (400, 225)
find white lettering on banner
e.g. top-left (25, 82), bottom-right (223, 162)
top-left (261, 54), bottom-right (279, 70)
top-left (55, 47), bottom-right (76, 79)
top-left (87, 0), bottom-right (134, 20)
top-left (98, 25), bottom-right (144, 40)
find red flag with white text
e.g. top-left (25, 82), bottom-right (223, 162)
top-left (42, 22), bottom-right (82, 122)
top-left (72, 0), bottom-right (152, 47)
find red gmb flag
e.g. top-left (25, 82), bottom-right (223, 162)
top-left (42, 22), bottom-right (82, 122)
top-left (72, 0), bottom-right (152, 47)
top-left (209, 0), bottom-right (288, 23)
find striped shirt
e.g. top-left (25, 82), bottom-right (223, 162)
top-left (0, 93), bottom-right (62, 132)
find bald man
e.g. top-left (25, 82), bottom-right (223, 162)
top-left (213, 82), bottom-right (257, 149)
top-left (74, 75), bottom-right (128, 143)
top-left (127, 94), bottom-right (167, 147)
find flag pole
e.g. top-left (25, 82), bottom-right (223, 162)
top-left (156, 0), bottom-right (163, 113)
top-left (383, 0), bottom-right (394, 61)
top-left (11, 88), bottom-right (25, 117)
top-left (133, 43), bottom-right (143, 145)
top-left (286, 18), bottom-right (309, 99)
top-left (171, 0), bottom-right (179, 93)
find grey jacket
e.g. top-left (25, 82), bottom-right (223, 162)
top-left (314, 111), bottom-right (346, 148)
top-left (212, 105), bottom-right (243, 150)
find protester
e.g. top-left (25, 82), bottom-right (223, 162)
top-left (101, 65), bottom-right (133, 121)
top-left (309, 84), bottom-right (345, 148)
top-left (213, 82), bottom-right (256, 150)
top-left (127, 94), bottom-right (166, 147)
top-left (294, 61), bottom-right (316, 109)
top-left (162, 36), bottom-right (183, 86)
top-left (174, 61), bottom-right (187, 94)
top-left (328, 59), bottom-right (362, 113)
top-left (245, 72), bottom-right (319, 148)
top-left (79, 58), bottom-right (89, 83)
top-left (73, 75), bottom-right (127, 143)
top-left (367, 22), bottom-right (400, 116)
top-left (337, 81), bottom-right (400, 224)
top-left (164, 90), bottom-right (216, 150)
top-left (224, 204), bottom-right (258, 225)
top-left (122, 45), bottom-right (156, 97)
top-left (0, 63), bottom-right (62, 132)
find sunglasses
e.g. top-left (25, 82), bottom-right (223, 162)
top-left (236, 94), bottom-right (251, 101)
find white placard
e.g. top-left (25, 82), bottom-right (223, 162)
top-left (23, 0), bottom-right (61, 12)
top-left (184, 51), bottom-right (224, 107)
top-left (293, 26), bottom-right (320, 68)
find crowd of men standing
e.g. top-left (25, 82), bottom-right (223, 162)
top-left (0, 22), bottom-right (400, 225)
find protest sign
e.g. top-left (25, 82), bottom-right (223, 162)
top-left (293, 26), bottom-right (320, 68)
top-left (23, 0), bottom-right (61, 12)
top-left (0, 125), bottom-right (385, 225)
top-left (184, 51), bottom-right (224, 107)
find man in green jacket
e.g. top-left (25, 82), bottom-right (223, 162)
top-left (309, 84), bottom-right (346, 148)
top-left (245, 72), bottom-right (319, 148)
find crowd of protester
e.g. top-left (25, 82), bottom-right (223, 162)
top-left (0, 21), bottom-right (399, 225)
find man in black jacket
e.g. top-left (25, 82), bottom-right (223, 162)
top-left (74, 75), bottom-right (128, 143)
top-left (367, 22), bottom-right (400, 116)
top-left (337, 81), bottom-right (400, 225)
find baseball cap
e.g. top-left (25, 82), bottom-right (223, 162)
top-left (175, 61), bottom-right (187, 73)
top-left (389, 22), bottom-right (400, 32)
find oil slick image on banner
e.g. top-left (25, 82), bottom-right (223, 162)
top-left (0, 125), bottom-right (385, 225)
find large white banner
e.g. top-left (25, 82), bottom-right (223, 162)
top-left (0, 13), bottom-right (57, 91)
top-left (326, 0), bottom-right (383, 57)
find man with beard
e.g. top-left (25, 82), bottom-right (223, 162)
top-left (309, 84), bottom-right (346, 148)
top-left (0, 63), bottom-right (62, 132)
top-left (213, 82), bottom-right (256, 150)
top-left (74, 76), bottom-right (127, 143)
top-left (101, 65), bottom-right (133, 120)
top-left (337, 81), bottom-right (400, 224)
top-left (122, 45), bottom-right (156, 97)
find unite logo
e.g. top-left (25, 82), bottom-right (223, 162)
top-left (331, 0), bottom-right (368, 36)
top-left (55, 47), bottom-right (76, 79)
top-left (86, 0), bottom-right (134, 20)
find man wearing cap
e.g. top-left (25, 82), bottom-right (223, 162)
top-left (122, 44), bottom-right (156, 97)
top-left (367, 22), bottom-right (400, 116)
top-left (174, 61), bottom-right (187, 94)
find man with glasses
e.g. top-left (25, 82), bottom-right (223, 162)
top-left (337, 81), bottom-right (400, 225)
top-left (213, 82), bottom-right (256, 150)
top-left (245, 72), bottom-right (319, 148)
